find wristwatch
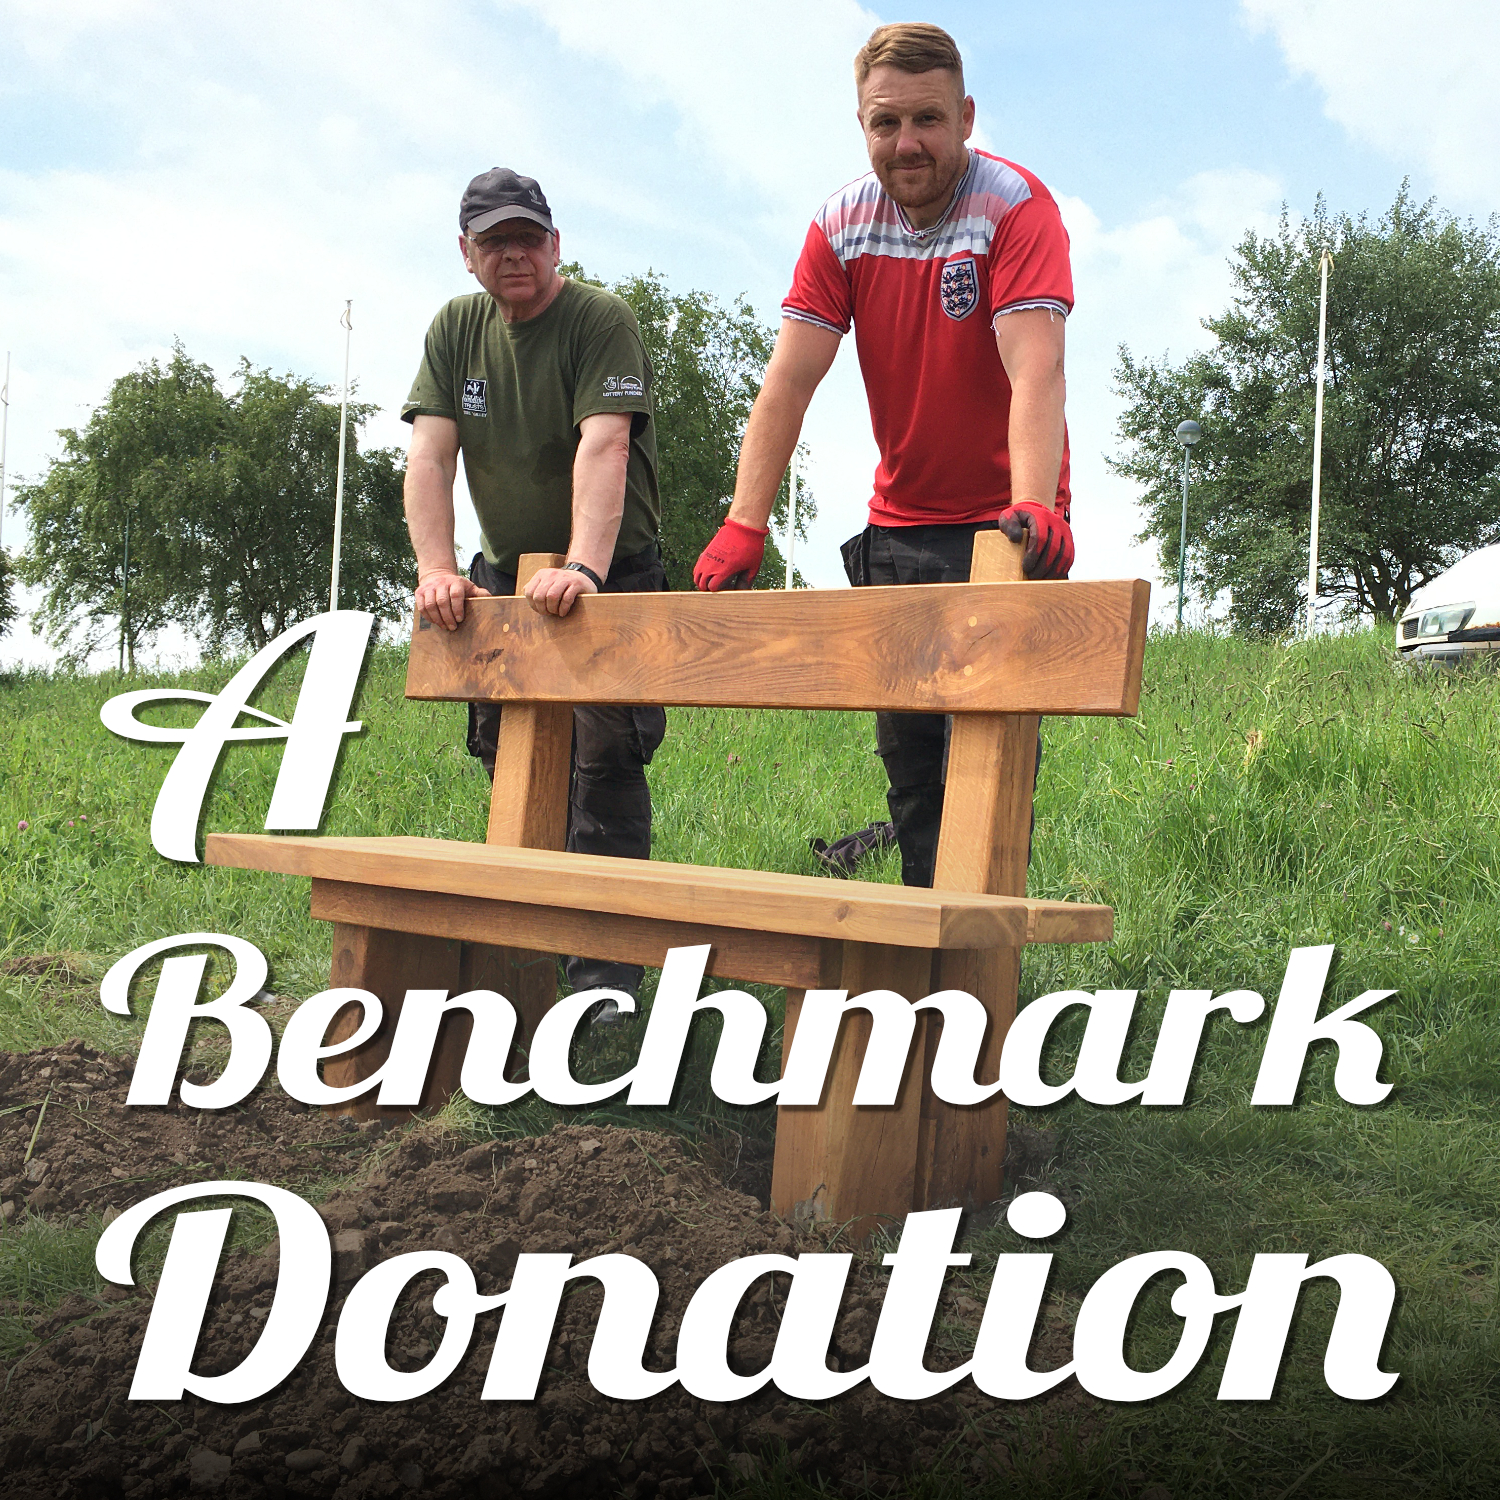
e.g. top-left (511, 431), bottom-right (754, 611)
top-left (564, 561), bottom-right (605, 590)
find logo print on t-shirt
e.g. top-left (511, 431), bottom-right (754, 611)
top-left (939, 256), bottom-right (979, 321)
top-left (462, 378), bottom-right (488, 416)
top-left (603, 375), bottom-right (645, 399)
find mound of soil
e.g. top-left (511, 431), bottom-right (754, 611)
top-left (1, 1055), bottom-right (1092, 1499)
top-left (0, 1042), bottom-right (386, 1224)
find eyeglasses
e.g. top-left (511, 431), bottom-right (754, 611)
top-left (469, 228), bottom-right (552, 254)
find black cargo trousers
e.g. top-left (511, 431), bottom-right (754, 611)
top-left (466, 544), bottom-right (668, 993)
top-left (846, 520), bottom-right (1039, 888)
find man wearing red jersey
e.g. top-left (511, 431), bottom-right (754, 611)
top-left (693, 21), bottom-right (1074, 888)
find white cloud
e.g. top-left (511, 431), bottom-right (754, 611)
top-left (1061, 167), bottom-right (1283, 365)
top-left (0, 0), bottom-right (570, 669)
top-left (0, 0), bottom-right (1304, 666)
top-left (1242, 0), bottom-right (1500, 209)
top-left (500, 0), bottom-right (881, 226)
top-left (1058, 170), bottom-right (1284, 602)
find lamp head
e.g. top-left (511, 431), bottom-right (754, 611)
top-left (1176, 420), bottom-right (1202, 447)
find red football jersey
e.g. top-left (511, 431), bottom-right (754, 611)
top-left (783, 149), bottom-right (1073, 527)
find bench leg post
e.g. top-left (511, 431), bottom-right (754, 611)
top-left (915, 945), bottom-right (1016, 1210)
top-left (318, 928), bottom-right (559, 1121)
top-left (770, 940), bottom-right (932, 1242)
top-left (459, 941), bottom-right (558, 1078)
top-left (321, 923), bottom-right (466, 1121)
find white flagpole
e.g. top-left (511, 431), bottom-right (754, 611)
top-left (785, 450), bottom-right (798, 591)
top-left (0, 352), bottom-right (11, 552)
top-left (1307, 249), bottom-right (1332, 633)
top-left (330, 301), bottom-right (353, 611)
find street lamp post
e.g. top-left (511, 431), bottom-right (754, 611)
top-left (1175, 419), bottom-right (1202, 630)
top-left (0, 353), bottom-right (10, 552)
top-left (330, 300), bottom-right (353, 612)
top-left (120, 500), bottom-right (131, 674)
top-left (1307, 248), bottom-right (1333, 634)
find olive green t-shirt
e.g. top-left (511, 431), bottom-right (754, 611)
top-left (401, 280), bottom-right (660, 573)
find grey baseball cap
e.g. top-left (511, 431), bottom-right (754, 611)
top-left (459, 168), bottom-right (554, 236)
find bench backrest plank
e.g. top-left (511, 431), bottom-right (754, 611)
top-left (407, 574), bottom-right (1149, 717)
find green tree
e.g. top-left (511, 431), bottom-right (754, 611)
top-left (17, 348), bottom-right (411, 663)
top-left (0, 550), bottom-right (18, 641)
top-left (568, 264), bottom-right (815, 589)
top-left (178, 362), bottom-right (410, 651)
top-left (1112, 188), bottom-right (1500, 631)
top-left (16, 345), bottom-right (225, 667)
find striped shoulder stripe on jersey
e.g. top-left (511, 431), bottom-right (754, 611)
top-left (994, 297), bottom-right (1071, 320)
top-left (814, 153), bottom-right (1036, 266)
top-left (781, 307), bottom-right (847, 335)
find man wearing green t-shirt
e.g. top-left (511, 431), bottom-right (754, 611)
top-left (401, 167), bottom-right (666, 1011)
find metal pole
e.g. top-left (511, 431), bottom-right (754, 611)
top-left (330, 300), bottom-right (353, 611)
top-left (0, 352), bottom-right (10, 552)
top-left (785, 450), bottom-right (797, 591)
top-left (120, 505), bottom-right (130, 674)
top-left (1308, 248), bottom-right (1332, 633)
top-left (1177, 444), bottom-right (1190, 630)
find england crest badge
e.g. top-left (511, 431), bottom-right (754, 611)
top-left (939, 256), bottom-right (979, 321)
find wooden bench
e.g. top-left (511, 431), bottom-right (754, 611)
top-left (208, 533), bottom-right (1149, 1237)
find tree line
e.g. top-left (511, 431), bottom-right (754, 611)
top-left (10, 191), bottom-right (1499, 658)
top-left (7, 270), bottom-right (813, 666)
top-left (17, 350), bottom-right (406, 667)
top-left (1113, 186), bottom-right (1500, 631)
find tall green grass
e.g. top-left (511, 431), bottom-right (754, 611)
top-left (3, 631), bottom-right (1500, 1495)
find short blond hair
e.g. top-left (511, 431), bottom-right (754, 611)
top-left (854, 22), bottom-right (965, 94)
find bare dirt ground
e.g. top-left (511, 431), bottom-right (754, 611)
top-left (1, 1044), bottom-right (1091, 1499)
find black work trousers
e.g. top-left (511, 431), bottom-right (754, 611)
top-left (851, 521), bottom-right (1039, 888)
top-left (466, 545), bottom-right (668, 990)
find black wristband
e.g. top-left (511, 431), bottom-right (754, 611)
top-left (564, 561), bottom-right (605, 590)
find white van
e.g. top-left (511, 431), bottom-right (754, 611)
top-left (1395, 542), bottom-right (1500, 663)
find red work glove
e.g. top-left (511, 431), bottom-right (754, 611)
top-left (693, 518), bottom-right (769, 592)
top-left (997, 500), bottom-right (1074, 579)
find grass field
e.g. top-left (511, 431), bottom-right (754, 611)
top-left (3, 628), bottom-right (1500, 1497)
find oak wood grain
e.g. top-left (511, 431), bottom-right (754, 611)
top-left (770, 941), bottom-right (935, 1241)
top-left (459, 941), bottom-right (555, 1078)
top-left (406, 577), bottom-right (1151, 716)
top-left (916, 944), bottom-right (1015, 1210)
top-left (915, 530), bottom-right (1044, 1209)
top-left (486, 552), bottom-right (571, 850)
top-left (309, 878), bottom-right (827, 988)
top-left (229, 530), bottom-right (1143, 1216)
top-left (322, 924), bottom-right (466, 1123)
top-left (206, 833), bottom-right (1113, 949)
top-left (475, 553), bottom-right (567, 1083)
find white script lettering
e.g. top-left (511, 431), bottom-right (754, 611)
top-left (99, 610), bottom-right (373, 862)
top-left (99, 1187), bottom-right (1398, 1405)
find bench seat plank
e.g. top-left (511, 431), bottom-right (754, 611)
top-left (406, 579), bottom-right (1150, 716)
top-left (205, 833), bottom-right (1113, 950)
top-left (309, 878), bottom-right (831, 989)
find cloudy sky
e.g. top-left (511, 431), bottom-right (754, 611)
top-left (2, 0), bottom-right (1497, 665)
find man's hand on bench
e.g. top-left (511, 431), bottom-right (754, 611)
top-left (524, 565), bottom-right (599, 618)
top-left (415, 571), bottom-right (491, 632)
top-left (996, 500), bottom-right (1075, 580)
